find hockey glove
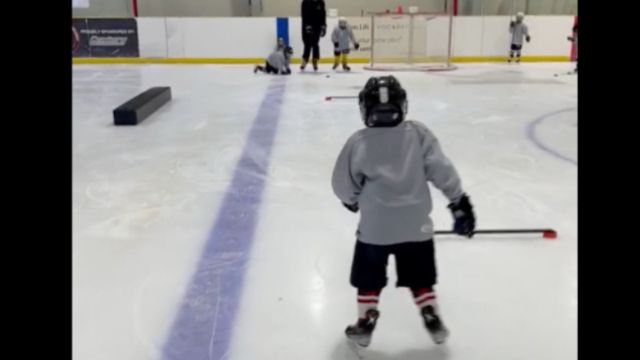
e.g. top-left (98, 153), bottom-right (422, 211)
top-left (448, 194), bottom-right (475, 238)
top-left (509, 21), bottom-right (515, 28)
top-left (305, 25), bottom-right (313, 34)
top-left (526, 35), bottom-right (531, 43)
top-left (334, 42), bottom-right (339, 49)
top-left (354, 43), bottom-right (360, 50)
top-left (320, 26), bottom-right (327, 37)
top-left (343, 202), bottom-right (359, 213)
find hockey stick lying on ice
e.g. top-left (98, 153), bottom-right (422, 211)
top-left (435, 228), bottom-right (558, 239)
top-left (553, 70), bottom-right (576, 77)
top-left (325, 95), bottom-right (358, 101)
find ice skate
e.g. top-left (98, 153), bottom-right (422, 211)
top-left (300, 60), bottom-right (307, 71)
top-left (342, 65), bottom-right (351, 72)
top-left (421, 305), bottom-right (449, 344)
top-left (312, 59), bottom-right (319, 72)
top-left (345, 309), bottom-right (379, 347)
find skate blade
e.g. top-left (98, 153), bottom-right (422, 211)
top-left (428, 328), bottom-right (450, 345)
top-left (346, 334), bottom-right (371, 348)
top-left (346, 338), bottom-right (365, 359)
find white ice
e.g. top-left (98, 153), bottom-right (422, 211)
top-left (73, 63), bottom-right (577, 360)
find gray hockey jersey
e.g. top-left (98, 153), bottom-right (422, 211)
top-left (331, 26), bottom-right (357, 52)
top-left (331, 120), bottom-right (465, 246)
top-left (509, 22), bottom-right (530, 46)
top-left (267, 50), bottom-right (290, 73)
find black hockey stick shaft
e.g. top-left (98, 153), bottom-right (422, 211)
top-left (435, 228), bottom-right (557, 238)
top-left (325, 95), bottom-right (358, 100)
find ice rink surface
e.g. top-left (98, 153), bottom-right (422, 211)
top-left (73, 63), bottom-right (577, 360)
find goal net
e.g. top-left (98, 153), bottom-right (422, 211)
top-left (365, 9), bottom-right (455, 72)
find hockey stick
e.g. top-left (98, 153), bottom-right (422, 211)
top-left (552, 35), bottom-right (578, 77)
top-left (435, 228), bottom-right (558, 239)
top-left (325, 95), bottom-right (358, 101)
top-left (553, 70), bottom-right (576, 77)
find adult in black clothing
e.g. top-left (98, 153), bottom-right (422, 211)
top-left (301, 0), bottom-right (326, 71)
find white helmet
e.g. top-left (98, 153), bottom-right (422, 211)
top-left (339, 17), bottom-right (347, 28)
top-left (516, 12), bottom-right (525, 20)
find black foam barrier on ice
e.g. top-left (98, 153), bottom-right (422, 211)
top-left (113, 87), bottom-right (172, 125)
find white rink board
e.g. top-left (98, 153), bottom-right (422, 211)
top-left (164, 17), bottom-right (277, 58)
top-left (130, 16), bottom-right (575, 60)
top-left (137, 18), bottom-right (168, 58)
top-left (452, 16), bottom-right (483, 57)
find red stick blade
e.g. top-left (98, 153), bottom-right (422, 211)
top-left (543, 230), bottom-right (557, 240)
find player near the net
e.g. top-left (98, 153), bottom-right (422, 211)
top-left (331, 18), bottom-right (360, 72)
top-left (508, 12), bottom-right (531, 63)
top-left (332, 76), bottom-right (476, 348)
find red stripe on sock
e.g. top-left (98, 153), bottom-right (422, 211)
top-left (358, 299), bottom-right (379, 304)
top-left (416, 295), bottom-right (436, 306)
top-left (411, 288), bottom-right (433, 297)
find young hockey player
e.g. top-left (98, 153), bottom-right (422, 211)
top-left (508, 12), bottom-right (531, 63)
top-left (331, 17), bottom-right (360, 71)
top-left (567, 23), bottom-right (578, 73)
top-left (332, 76), bottom-right (476, 348)
top-left (254, 46), bottom-right (293, 75)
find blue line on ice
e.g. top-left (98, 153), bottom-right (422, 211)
top-left (162, 78), bottom-right (287, 360)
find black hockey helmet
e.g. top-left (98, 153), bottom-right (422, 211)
top-left (359, 76), bottom-right (408, 128)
